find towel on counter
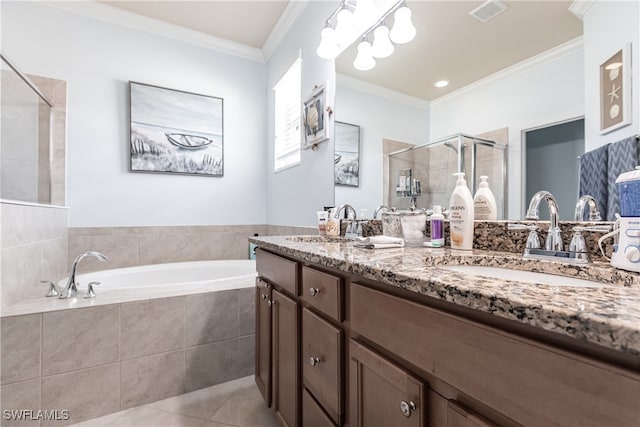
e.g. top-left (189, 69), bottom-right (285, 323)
top-left (579, 144), bottom-right (608, 218)
top-left (607, 136), bottom-right (640, 220)
top-left (354, 235), bottom-right (405, 249)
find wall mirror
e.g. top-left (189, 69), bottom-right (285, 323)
top-left (332, 1), bottom-right (606, 221)
top-left (0, 53), bottom-right (66, 206)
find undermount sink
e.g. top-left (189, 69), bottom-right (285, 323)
top-left (440, 265), bottom-right (614, 288)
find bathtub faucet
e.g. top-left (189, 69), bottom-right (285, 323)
top-left (60, 251), bottom-right (108, 299)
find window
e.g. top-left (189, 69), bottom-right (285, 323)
top-left (274, 56), bottom-right (301, 172)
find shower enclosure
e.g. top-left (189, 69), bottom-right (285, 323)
top-left (386, 133), bottom-right (507, 218)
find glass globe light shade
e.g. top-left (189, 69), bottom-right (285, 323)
top-left (317, 26), bottom-right (340, 59)
top-left (352, 0), bottom-right (377, 32)
top-left (353, 40), bottom-right (376, 71)
top-left (371, 25), bottom-right (394, 59)
top-left (390, 6), bottom-right (416, 44)
top-left (335, 7), bottom-right (356, 46)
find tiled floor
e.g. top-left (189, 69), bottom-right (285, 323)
top-left (69, 376), bottom-right (279, 427)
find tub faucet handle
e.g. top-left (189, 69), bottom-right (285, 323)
top-left (84, 281), bottom-right (101, 299)
top-left (42, 280), bottom-right (59, 297)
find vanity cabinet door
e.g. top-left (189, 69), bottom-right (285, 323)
top-left (272, 288), bottom-right (300, 427)
top-left (446, 402), bottom-right (498, 427)
top-left (350, 340), bottom-right (427, 427)
top-left (255, 277), bottom-right (272, 406)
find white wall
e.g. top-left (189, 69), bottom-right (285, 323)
top-left (429, 41), bottom-right (585, 219)
top-left (335, 82), bottom-right (429, 216)
top-left (266, 1), bottom-right (336, 227)
top-left (2, 1), bottom-right (267, 227)
top-left (583, 0), bottom-right (640, 151)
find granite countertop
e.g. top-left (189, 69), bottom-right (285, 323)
top-left (250, 235), bottom-right (640, 357)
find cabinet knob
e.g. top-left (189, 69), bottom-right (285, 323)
top-left (309, 287), bottom-right (320, 297)
top-left (261, 294), bottom-right (268, 300)
top-left (267, 300), bottom-right (273, 307)
top-left (400, 401), bottom-right (416, 417)
top-left (309, 356), bottom-right (320, 367)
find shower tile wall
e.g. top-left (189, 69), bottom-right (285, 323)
top-left (1, 202), bottom-right (68, 308)
top-left (68, 225), bottom-right (315, 272)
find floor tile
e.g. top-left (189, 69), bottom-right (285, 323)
top-left (105, 407), bottom-right (206, 427)
top-left (208, 381), bottom-right (279, 427)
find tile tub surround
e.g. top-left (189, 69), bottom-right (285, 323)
top-left (1, 202), bottom-right (69, 309)
top-left (67, 224), bottom-right (315, 273)
top-left (250, 235), bottom-right (640, 357)
top-left (0, 288), bottom-right (255, 426)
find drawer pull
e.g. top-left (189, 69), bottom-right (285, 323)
top-left (309, 356), bottom-right (320, 367)
top-left (309, 287), bottom-right (320, 297)
top-left (400, 401), bottom-right (416, 417)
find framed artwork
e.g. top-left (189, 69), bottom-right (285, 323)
top-left (600, 43), bottom-right (632, 134)
top-left (302, 83), bottom-right (330, 149)
top-left (334, 121), bottom-right (360, 187)
top-left (129, 81), bottom-right (224, 176)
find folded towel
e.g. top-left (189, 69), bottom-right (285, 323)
top-left (607, 136), bottom-right (639, 219)
top-left (354, 235), bottom-right (405, 249)
top-left (579, 144), bottom-right (608, 218)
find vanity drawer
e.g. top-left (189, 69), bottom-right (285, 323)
top-left (302, 266), bottom-right (343, 322)
top-left (303, 388), bottom-right (336, 427)
top-left (255, 249), bottom-right (298, 296)
top-left (302, 307), bottom-right (343, 425)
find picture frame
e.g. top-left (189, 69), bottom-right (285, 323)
top-left (302, 83), bottom-right (331, 149)
top-left (129, 81), bottom-right (224, 176)
top-left (334, 121), bottom-right (360, 187)
top-left (599, 43), bottom-right (632, 134)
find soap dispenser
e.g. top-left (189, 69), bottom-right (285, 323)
top-left (326, 208), bottom-right (340, 237)
top-left (449, 172), bottom-right (474, 250)
top-left (473, 175), bottom-right (497, 220)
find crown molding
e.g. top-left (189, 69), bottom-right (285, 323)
top-left (262, 0), bottom-right (309, 61)
top-left (569, 0), bottom-right (596, 20)
top-left (41, 0), bottom-right (265, 62)
top-left (336, 74), bottom-right (430, 109)
top-left (430, 36), bottom-right (584, 107)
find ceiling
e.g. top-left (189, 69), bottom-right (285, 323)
top-left (102, 1), bottom-right (583, 101)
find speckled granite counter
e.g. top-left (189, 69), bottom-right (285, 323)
top-left (250, 235), bottom-right (640, 357)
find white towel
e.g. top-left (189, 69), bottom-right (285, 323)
top-left (354, 235), bottom-right (405, 249)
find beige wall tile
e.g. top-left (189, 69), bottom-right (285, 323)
top-left (185, 291), bottom-right (237, 347)
top-left (1, 248), bottom-right (23, 308)
top-left (42, 208), bottom-right (68, 241)
top-left (66, 236), bottom-right (93, 269)
top-left (237, 336), bottom-right (254, 378)
top-left (237, 288), bottom-right (255, 337)
top-left (120, 297), bottom-right (185, 360)
top-left (184, 340), bottom-right (237, 392)
top-left (41, 364), bottom-right (119, 427)
top-left (86, 234), bottom-right (138, 272)
top-left (32, 239), bottom-right (68, 300)
top-left (1, 379), bottom-right (41, 427)
top-left (120, 350), bottom-right (185, 410)
top-left (137, 233), bottom-right (210, 265)
top-left (1, 244), bottom-right (43, 309)
top-left (1, 203), bottom-right (44, 249)
top-left (1, 314), bottom-right (41, 385)
top-left (42, 306), bottom-right (119, 376)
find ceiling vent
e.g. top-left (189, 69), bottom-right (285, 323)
top-left (469, 0), bottom-right (509, 23)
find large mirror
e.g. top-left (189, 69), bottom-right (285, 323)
top-left (334, 1), bottom-right (594, 221)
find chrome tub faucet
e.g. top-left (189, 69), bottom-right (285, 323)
top-left (60, 251), bottom-right (108, 299)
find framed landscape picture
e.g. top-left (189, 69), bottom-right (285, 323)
top-left (129, 82), bottom-right (224, 176)
top-left (334, 121), bottom-right (360, 186)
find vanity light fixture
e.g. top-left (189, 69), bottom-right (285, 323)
top-left (434, 80), bottom-right (449, 88)
top-left (317, 0), bottom-right (416, 71)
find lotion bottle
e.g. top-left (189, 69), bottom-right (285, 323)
top-left (473, 175), bottom-right (497, 220)
top-left (429, 205), bottom-right (445, 247)
top-left (449, 172), bottom-right (474, 250)
top-left (326, 208), bottom-right (340, 236)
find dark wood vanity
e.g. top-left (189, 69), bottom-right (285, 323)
top-left (254, 247), bottom-right (640, 427)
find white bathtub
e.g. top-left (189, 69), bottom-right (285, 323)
top-left (3, 260), bottom-right (257, 317)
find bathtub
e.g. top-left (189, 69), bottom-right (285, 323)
top-left (3, 259), bottom-right (257, 317)
top-left (1, 259), bottom-right (258, 424)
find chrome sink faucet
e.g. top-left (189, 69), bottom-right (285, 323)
top-left (373, 205), bottom-right (389, 219)
top-left (334, 204), bottom-right (357, 220)
top-left (60, 251), bottom-right (108, 299)
top-left (525, 191), bottom-right (563, 251)
top-left (574, 195), bottom-right (602, 221)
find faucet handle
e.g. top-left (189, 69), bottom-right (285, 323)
top-left (41, 280), bottom-right (59, 297)
top-left (83, 281), bottom-right (101, 299)
top-left (508, 224), bottom-right (541, 249)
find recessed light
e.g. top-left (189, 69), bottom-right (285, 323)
top-left (434, 80), bottom-right (449, 88)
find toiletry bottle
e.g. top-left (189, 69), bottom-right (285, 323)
top-left (326, 208), bottom-right (340, 237)
top-left (316, 211), bottom-right (328, 235)
top-left (473, 175), bottom-right (497, 220)
top-left (430, 205), bottom-right (445, 247)
top-left (449, 172), bottom-right (474, 250)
